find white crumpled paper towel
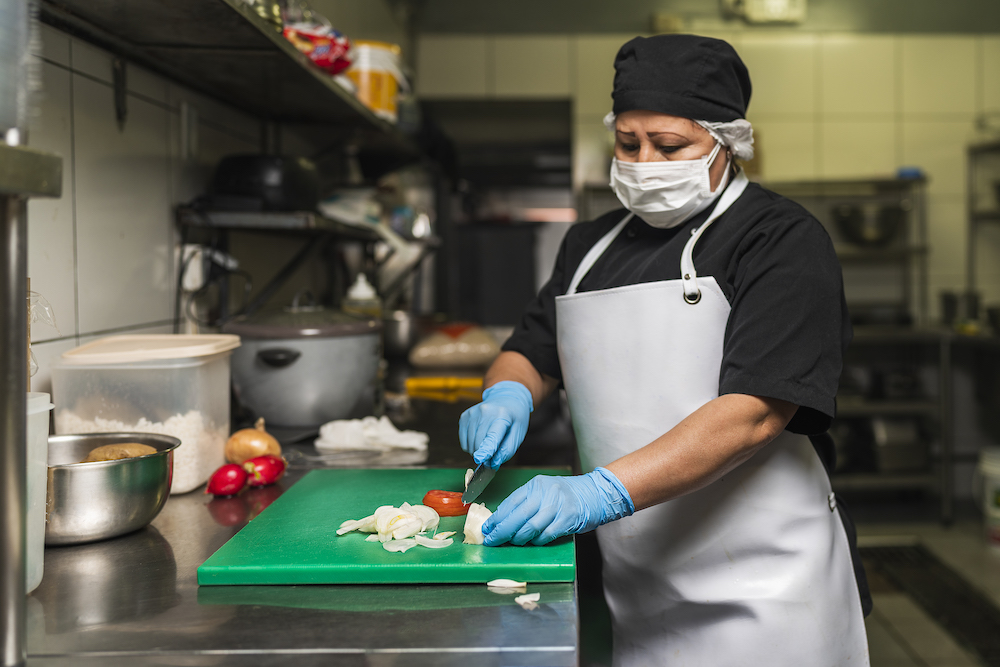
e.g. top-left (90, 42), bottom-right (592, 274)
top-left (314, 416), bottom-right (428, 452)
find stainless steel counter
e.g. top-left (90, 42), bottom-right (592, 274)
top-left (26, 444), bottom-right (579, 666)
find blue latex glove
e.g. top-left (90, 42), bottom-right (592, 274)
top-left (458, 381), bottom-right (533, 469)
top-left (482, 467), bottom-right (635, 546)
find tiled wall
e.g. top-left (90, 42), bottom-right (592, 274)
top-left (417, 32), bottom-right (1000, 319)
top-left (26, 25), bottom-right (260, 394)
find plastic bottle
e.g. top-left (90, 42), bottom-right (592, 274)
top-left (343, 273), bottom-right (382, 319)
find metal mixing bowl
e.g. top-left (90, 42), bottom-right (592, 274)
top-left (46, 433), bottom-right (180, 545)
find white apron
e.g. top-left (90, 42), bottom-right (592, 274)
top-left (555, 171), bottom-right (869, 667)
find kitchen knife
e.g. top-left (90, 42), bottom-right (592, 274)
top-left (462, 463), bottom-right (497, 504)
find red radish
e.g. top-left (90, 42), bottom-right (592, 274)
top-left (243, 455), bottom-right (286, 487)
top-left (206, 464), bottom-right (248, 497)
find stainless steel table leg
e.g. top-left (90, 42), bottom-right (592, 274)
top-left (0, 194), bottom-right (28, 667)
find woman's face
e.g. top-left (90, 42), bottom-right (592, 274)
top-left (614, 110), bottom-right (730, 191)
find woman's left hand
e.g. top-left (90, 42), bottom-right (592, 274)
top-left (483, 468), bottom-right (634, 546)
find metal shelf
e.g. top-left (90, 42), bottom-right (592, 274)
top-left (831, 472), bottom-right (935, 492)
top-left (177, 207), bottom-right (379, 241)
top-left (971, 210), bottom-right (1000, 222)
top-left (837, 398), bottom-right (939, 418)
top-left (835, 244), bottom-right (928, 263)
top-left (39, 0), bottom-right (421, 177)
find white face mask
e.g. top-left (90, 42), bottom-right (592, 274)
top-left (610, 142), bottom-right (729, 229)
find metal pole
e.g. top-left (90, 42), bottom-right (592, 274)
top-left (0, 193), bottom-right (27, 667)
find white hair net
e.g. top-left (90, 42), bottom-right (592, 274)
top-left (603, 112), bottom-right (755, 161)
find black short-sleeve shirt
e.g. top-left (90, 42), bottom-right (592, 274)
top-left (502, 181), bottom-right (852, 435)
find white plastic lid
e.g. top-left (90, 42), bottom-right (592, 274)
top-left (347, 273), bottom-right (377, 300)
top-left (59, 334), bottom-right (241, 365)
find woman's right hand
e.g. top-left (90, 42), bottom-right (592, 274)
top-left (458, 380), bottom-right (533, 469)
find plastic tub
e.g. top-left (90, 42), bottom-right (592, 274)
top-left (27, 392), bottom-right (53, 593)
top-left (345, 41), bottom-right (405, 123)
top-left (51, 335), bottom-right (240, 494)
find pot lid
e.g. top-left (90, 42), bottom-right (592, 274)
top-left (60, 334), bottom-right (241, 365)
top-left (222, 307), bottom-right (382, 339)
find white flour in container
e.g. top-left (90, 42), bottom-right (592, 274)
top-left (56, 409), bottom-right (227, 494)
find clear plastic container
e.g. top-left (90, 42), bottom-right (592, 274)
top-left (26, 392), bottom-right (52, 593)
top-left (342, 273), bottom-right (382, 319)
top-left (51, 335), bottom-right (240, 494)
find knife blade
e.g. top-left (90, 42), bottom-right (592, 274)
top-left (462, 463), bottom-right (497, 504)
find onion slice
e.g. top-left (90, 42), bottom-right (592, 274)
top-left (415, 535), bottom-right (452, 548)
top-left (463, 503), bottom-right (492, 545)
top-left (487, 578), bottom-right (527, 589)
top-left (365, 534), bottom-right (380, 542)
top-left (434, 531), bottom-right (456, 540)
top-left (514, 592), bottom-right (540, 610)
top-left (383, 538), bottom-right (418, 553)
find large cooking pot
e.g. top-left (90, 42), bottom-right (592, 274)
top-left (223, 307), bottom-right (382, 429)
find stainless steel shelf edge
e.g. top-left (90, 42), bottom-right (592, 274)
top-left (0, 144), bottom-right (62, 198)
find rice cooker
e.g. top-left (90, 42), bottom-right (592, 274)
top-left (222, 307), bottom-right (382, 429)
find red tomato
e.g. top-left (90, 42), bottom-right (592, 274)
top-left (422, 489), bottom-right (470, 516)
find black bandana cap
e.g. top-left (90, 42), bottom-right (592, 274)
top-left (612, 34), bottom-right (752, 122)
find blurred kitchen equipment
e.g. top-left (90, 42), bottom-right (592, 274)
top-left (26, 392), bottom-right (52, 592)
top-left (871, 367), bottom-right (923, 400)
top-left (345, 41), bottom-right (407, 123)
top-left (978, 447), bottom-right (1000, 549)
top-left (941, 291), bottom-right (959, 326)
top-left (342, 273), bottom-right (382, 318)
top-left (409, 324), bottom-right (501, 368)
top-left (45, 433), bottom-right (180, 545)
top-left (383, 310), bottom-right (418, 358)
top-left (223, 305), bottom-right (381, 429)
top-left (832, 203), bottom-right (904, 247)
top-left (962, 289), bottom-right (981, 321)
top-left (209, 155), bottom-right (320, 212)
top-left (988, 306), bottom-right (1000, 335)
top-left (871, 418), bottom-right (926, 472)
top-left (51, 335), bottom-right (239, 494)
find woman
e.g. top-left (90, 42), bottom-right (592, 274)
top-left (458, 34), bottom-right (870, 665)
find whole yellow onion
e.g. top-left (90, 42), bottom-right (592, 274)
top-left (225, 417), bottom-right (281, 464)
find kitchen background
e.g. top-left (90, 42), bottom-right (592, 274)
top-left (12, 1), bottom-right (1000, 665)
top-left (25, 0), bottom-right (1000, 501)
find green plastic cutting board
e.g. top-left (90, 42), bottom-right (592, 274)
top-left (197, 468), bottom-right (575, 585)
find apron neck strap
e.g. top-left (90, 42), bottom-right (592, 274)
top-left (680, 169), bottom-right (750, 303)
top-left (565, 212), bottom-right (634, 296)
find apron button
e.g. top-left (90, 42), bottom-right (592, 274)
top-left (683, 273), bottom-right (691, 280)
top-left (828, 493), bottom-right (837, 511)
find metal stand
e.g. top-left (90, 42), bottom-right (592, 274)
top-left (0, 143), bottom-right (62, 667)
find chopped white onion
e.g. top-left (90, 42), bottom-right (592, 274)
top-left (514, 592), bottom-right (540, 610)
top-left (465, 468), bottom-right (474, 490)
top-left (365, 534), bottom-right (380, 542)
top-left (434, 531), bottom-right (456, 540)
top-left (463, 502), bottom-right (492, 545)
top-left (383, 538), bottom-right (417, 553)
top-left (415, 535), bottom-right (452, 548)
top-left (410, 504), bottom-right (440, 532)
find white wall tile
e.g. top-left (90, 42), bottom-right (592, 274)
top-left (70, 39), bottom-right (112, 84)
top-left (819, 35), bottom-right (896, 116)
top-left (901, 120), bottom-right (976, 197)
top-left (573, 118), bottom-right (613, 188)
top-left (983, 37), bottom-right (1000, 114)
top-left (572, 34), bottom-right (635, 117)
top-left (819, 120), bottom-right (896, 179)
top-left (36, 24), bottom-right (70, 67)
top-left (416, 35), bottom-right (489, 98)
top-left (901, 36), bottom-right (976, 116)
top-left (166, 84), bottom-right (260, 144)
top-left (127, 64), bottom-right (168, 105)
top-left (72, 74), bottom-right (173, 335)
top-left (30, 339), bottom-right (78, 397)
top-left (750, 118), bottom-right (817, 181)
top-left (737, 34), bottom-right (818, 116)
top-left (493, 36), bottom-right (571, 98)
top-left (27, 62), bottom-right (76, 342)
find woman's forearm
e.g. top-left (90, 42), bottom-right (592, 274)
top-left (604, 393), bottom-right (798, 511)
top-left (484, 351), bottom-right (560, 408)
